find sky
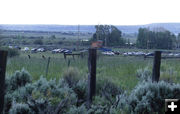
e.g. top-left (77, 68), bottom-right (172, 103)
top-left (0, 0), bottom-right (180, 25)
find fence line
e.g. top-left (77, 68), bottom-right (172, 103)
top-left (0, 50), bottom-right (164, 110)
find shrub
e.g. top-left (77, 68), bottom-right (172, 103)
top-left (32, 76), bottom-right (50, 95)
top-left (67, 104), bottom-right (87, 114)
top-left (62, 67), bottom-right (80, 88)
top-left (26, 97), bottom-right (50, 114)
top-left (11, 86), bottom-right (30, 102)
top-left (136, 66), bottom-right (151, 81)
top-left (31, 76), bottom-right (78, 113)
top-left (9, 101), bottom-right (32, 114)
top-left (4, 93), bottom-right (13, 113)
top-left (58, 41), bottom-right (63, 45)
top-left (118, 80), bottom-right (180, 114)
top-left (9, 68), bottom-right (32, 90)
top-left (88, 103), bottom-right (112, 114)
top-left (72, 79), bottom-right (88, 105)
top-left (4, 84), bottom-right (35, 113)
top-left (96, 78), bottom-right (123, 100)
top-left (33, 39), bottom-right (43, 45)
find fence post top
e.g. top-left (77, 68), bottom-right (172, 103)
top-left (154, 51), bottom-right (162, 53)
top-left (88, 48), bottom-right (97, 50)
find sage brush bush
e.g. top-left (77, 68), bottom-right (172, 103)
top-left (118, 80), bottom-right (180, 114)
top-left (136, 66), bottom-right (151, 81)
top-left (8, 68), bottom-right (32, 91)
top-left (5, 67), bottom-right (180, 114)
top-left (62, 67), bottom-right (80, 88)
top-left (9, 101), bottom-right (32, 114)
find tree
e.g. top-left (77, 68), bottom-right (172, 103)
top-left (136, 28), bottom-right (149, 48)
top-left (33, 39), bottom-right (43, 45)
top-left (92, 25), bottom-right (125, 46)
top-left (136, 28), bottom-right (175, 49)
top-left (176, 33), bottom-right (180, 48)
top-left (51, 35), bottom-right (56, 39)
top-left (0, 28), bottom-right (2, 47)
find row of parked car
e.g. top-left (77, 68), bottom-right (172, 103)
top-left (9, 46), bottom-right (72, 54)
top-left (123, 51), bottom-right (154, 56)
top-left (9, 45), bottom-right (180, 57)
top-left (165, 53), bottom-right (180, 57)
top-left (101, 51), bottom-right (154, 56)
top-left (51, 48), bottom-right (72, 54)
top-left (121, 51), bottom-right (180, 57)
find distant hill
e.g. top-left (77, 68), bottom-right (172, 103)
top-left (1, 23), bottom-right (180, 34)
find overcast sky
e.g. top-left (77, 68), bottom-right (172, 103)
top-left (0, 0), bottom-right (180, 25)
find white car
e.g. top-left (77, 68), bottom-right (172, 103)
top-left (102, 51), bottom-right (115, 56)
top-left (22, 47), bottom-right (30, 51)
top-left (37, 48), bottom-right (45, 52)
top-left (52, 49), bottom-right (61, 53)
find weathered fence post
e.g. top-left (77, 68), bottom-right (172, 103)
top-left (0, 50), bottom-right (8, 114)
top-left (63, 53), bottom-right (66, 60)
top-left (45, 57), bottom-right (51, 78)
top-left (152, 51), bottom-right (161, 82)
top-left (67, 59), bottom-right (71, 67)
top-left (72, 55), bottom-right (75, 60)
top-left (88, 48), bottom-right (97, 105)
top-left (80, 52), bottom-right (84, 59)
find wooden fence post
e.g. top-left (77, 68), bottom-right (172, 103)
top-left (72, 55), bottom-right (75, 60)
top-left (80, 52), bottom-right (84, 59)
top-left (45, 57), bottom-right (51, 78)
top-left (152, 51), bottom-right (161, 82)
top-left (88, 48), bottom-right (97, 104)
top-left (0, 50), bottom-right (8, 114)
top-left (63, 53), bottom-right (66, 60)
top-left (67, 59), bottom-right (71, 67)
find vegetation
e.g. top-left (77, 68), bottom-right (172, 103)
top-left (176, 33), bottom-right (180, 48)
top-left (4, 66), bottom-right (180, 113)
top-left (0, 47), bottom-right (20, 57)
top-left (92, 25), bottom-right (125, 46)
top-left (0, 28), bottom-right (2, 46)
top-left (2, 24), bottom-right (180, 113)
top-left (136, 28), bottom-right (176, 49)
top-left (33, 39), bottom-right (43, 45)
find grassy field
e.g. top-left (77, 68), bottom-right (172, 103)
top-left (6, 50), bottom-right (180, 91)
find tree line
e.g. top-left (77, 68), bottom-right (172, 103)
top-left (136, 28), bottom-right (176, 49)
top-left (91, 25), bottom-right (180, 50)
top-left (91, 25), bottom-right (125, 47)
top-left (1, 26), bottom-right (180, 50)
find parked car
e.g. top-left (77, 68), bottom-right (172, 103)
top-left (145, 53), bottom-right (154, 56)
top-left (31, 48), bottom-right (37, 53)
top-left (37, 48), bottom-right (46, 52)
top-left (14, 46), bottom-right (21, 50)
top-left (22, 47), bottom-right (30, 51)
top-left (63, 49), bottom-right (72, 54)
top-left (102, 51), bottom-right (115, 56)
top-left (52, 49), bottom-right (62, 53)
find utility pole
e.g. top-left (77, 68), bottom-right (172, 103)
top-left (77, 24), bottom-right (80, 50)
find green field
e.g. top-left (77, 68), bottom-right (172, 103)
top-left (6, 50), bottom-right (180, 91)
